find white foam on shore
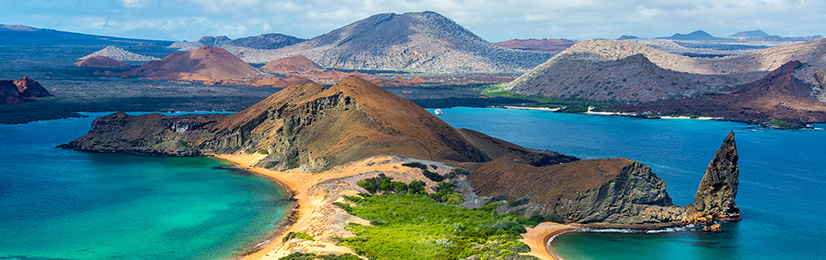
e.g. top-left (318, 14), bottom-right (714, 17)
top-left (575, 226), bottom-right (690, 234)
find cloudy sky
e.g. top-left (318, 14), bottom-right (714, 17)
top-left (1, 0), bottom-right (824, 42)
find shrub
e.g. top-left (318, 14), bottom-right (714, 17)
top-left (279, 252), bottom-right (360, 260)
top-left (401, 162), bottom-right (428, 170)
top-left (257, 148), bottom-right (269, 154)
top-left (422, 169), bottom-right (445, 182)
top-left (282, 232), bottom-right (314, 243)
top-left (408, 180), bottom-right (426, 194)
top-left (509, 197), bottom-right (530, 207)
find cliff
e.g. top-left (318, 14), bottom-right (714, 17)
top-left (469, 154), bottom-right (685, 228)
top-left (685, 131), bottom-right (741, 224)
top-left (63, 76), bottom-right (569, 171)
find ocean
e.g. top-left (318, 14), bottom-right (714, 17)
top-left (0, 112), bottom-right (290, 260)
top-left (435, 107), bottom-right (826, 260)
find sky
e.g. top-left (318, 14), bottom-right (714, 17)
top-left (0, 0), bottom-right (824, 42)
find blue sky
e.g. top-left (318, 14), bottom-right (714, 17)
top-left (1, 0), bottom-right (824, 41)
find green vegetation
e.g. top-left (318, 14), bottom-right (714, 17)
top-left (279, 252), bottom-right (360, 260)
top-left (356, 174), bottom-right (420, 194)
top-left (767, 119), bottom-right (800, 128)
top-left (421, 169), bottom-right (445, 182)
top-left (285, 159), bottom-right (300, 169)
top-left (257, 148), bottom-right (269, 154)
top-left (556, 105), bottom-right (589, 113)
top-left (338, 193), bottom-right (540, 260)
top-left (508, 197), bottom-right (530, 207)
top-left (282, 231), bottom-right (314, 243)
top-left (401, 162), bottom-right (428, 170)
top-left (669, 113), bottom-right (701, 119)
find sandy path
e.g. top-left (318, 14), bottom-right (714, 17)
top-left (520, 222), bottom-right (578, 260)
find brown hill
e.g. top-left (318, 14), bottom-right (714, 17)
top-left (123, 46), bottom-right (260, 81)
top-left (493, 38), bottom-right (575, 52)
top-left (74, 56), bottom-right (130, 68)
top-left (469, 154), bottom-right (684, 227)
top-left (615, 60), bottom-right (826, 125)
top-left (14, 77), bottom-right (52, 98)
top-left (63, 76), bottom-right (574, 171)
top-left (261, 55), bottom-right (323, 74)
top-left (1, 81), bottom-right (25, 105)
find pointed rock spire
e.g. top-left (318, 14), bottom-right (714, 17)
top-left (685, 131), bottom-right (742, 227)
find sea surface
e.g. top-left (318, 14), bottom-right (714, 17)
top-left (435, 107), bottom-right (826, 260)
top-left (0, 112), bottom-right (290, 260)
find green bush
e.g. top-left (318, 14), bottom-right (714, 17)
top-left (508, 197), bottom-right (530, 207)
top-left (401, 162), bottom-right (428, 170)
top-left (279, 252), bottom-right (360, 260)
top-left (422, 169), bottom-right (445, 182)
top-left (257, 148), bottom-right (269, 154)
top-left (282, 232), bottom-right (314, 243)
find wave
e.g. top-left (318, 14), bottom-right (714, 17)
top-left (575, 226), bottom-right (690, 234)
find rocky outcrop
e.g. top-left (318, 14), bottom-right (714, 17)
top-left (74, 56), bottom-right (130, 68)
top-left (122, 46), bottom-right (261, 81)
top-left (64, 76), bottom-right (568, 172)
top-left (80, 46), bottom-right (159, 62)
top-left (685, 131), bottom-right (741, 224)
top-left (1, 81), bottom-right (25, 105)
top-left (14, 77), bottom-right (51, 98)
top-left (469, 154), bottom-right (685, 228)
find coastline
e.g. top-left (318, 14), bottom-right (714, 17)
top-left (502, 105), bottom-right (718, 120)
top-left (520, 222), bottom-right (578, 260)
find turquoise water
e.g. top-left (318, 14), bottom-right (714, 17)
top-left (0, 113), bottom-right (290, 260)
top-left (435, 107), bottom-right (826, 260)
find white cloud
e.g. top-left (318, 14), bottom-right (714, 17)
top-left (121, 0), bottom-right (155, 9)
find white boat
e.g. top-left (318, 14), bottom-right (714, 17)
top-left (434, 109), bottom-right (443, 115)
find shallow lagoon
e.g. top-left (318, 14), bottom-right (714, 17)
top-left (0, 112), bottom-right (290, 260)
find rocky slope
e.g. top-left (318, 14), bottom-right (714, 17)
top-left (122, 46), bottom-right (261, 81)
top-left (80, 46), bottom-right (160, 61)
top-left (506, 38), bottom-right (826, 102)
top-left (169, 33), bottom-right (305, 51)
top-left (261, 55), bottom-right (324, 74)
top-left (615, 61), bottom-right (826, 126)
top-left (1, 81), bottom-right (25, 105)
top-left (74, 56), bottom-right (130, 68)
top-left (493, 38), bottom-right (575, 52)
top-left (685, 131), bottom-right (741, 225)
top-left (223, 11), bottom-right (554, 73)
top-left (63, 76), bottom-right (570, 171)
top-left (469, 154), bottom-right (685, 228)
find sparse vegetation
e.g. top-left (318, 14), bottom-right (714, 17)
top-left (279, 252), bottom-right (361, 260)
top-left (401, 162), bottom-right (428, 170)
top-left (282, 232), bottom-right (314, 242)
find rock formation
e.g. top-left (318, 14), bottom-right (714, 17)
top-left (14, 77), bottom-right (52, 98)
top-left (80, 46), bottom-right (159, 62)
top-left (122, 46), bottom-right (261, 81)
top-left (223, 11), bottom-right (554, 73)
top-left (74, 56), bottom-right (130, 68)
top-left (1, 81), bottom-right (25, 105)
top-left (493, 38), bottom-right (575, 52)
top-left (469, 154), bottom-right (685, 228)
top-left (63, 76), bottom-right (570, 171)
top-left (615, 60), bottom-right (826, 126)
top-left (262, 55), bottom-right (324, 74)
top-left (228, 33), bottom-right (305, 49)
top-left (685, 131), bottom-right (741, 224)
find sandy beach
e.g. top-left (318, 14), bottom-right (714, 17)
top-left (520, 222), bottom-right (578, 260)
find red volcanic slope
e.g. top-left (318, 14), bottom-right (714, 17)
top-left (14, 77), bottom-right (52, 98)
top-left (123, 46), bottom-right (260, 81)
top-left (493, 38), bottom-right (575, 52)
top-left (262, 55), bottom-right (323, 74)
top-left (1, 81), bottom-right (25, 105)
top-left (74, 56), bottom-right (130, 68)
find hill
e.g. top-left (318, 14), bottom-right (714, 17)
top-left (80, 46), bottom-right (160, 61)
top-left (224, 11), bottom-right (554, 73)
top-left (0, 24), bottom-right (172, 47)
top-left (1, 77), bottom-right (51, 105)
top-left (74, 56), bottom-right (130, 67)
top-left (261, 55), bottom-right (323, 74)
top-left (229, 33), bottom-right (306, 49)
top-left (730, 30), bottom-right (770, 38)
top-left (614, 61), bottom-right (826, 126)
top-left (122, 46), bottom-right (260, 81)
top-left (492, 38), bottom-right (575, 52)
top-left (661, 30), bottom-right (726, 41)
top-left (63, 76), bottom-right (575, 171)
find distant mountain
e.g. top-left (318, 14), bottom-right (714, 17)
top-left (229, 33), bottom-right (306, 49)
top-left (492, 38), bottom-right (575, 52)
top-left (261, 55), bottom-right (323, 74)
top-left (661, 30), bottom-right (726, 41)
top-left (74, 56), bottom-right (130, 68)
top-left (123, 46), bottom-right (260, 81)
top-left (225, 11), bottom-right (554, 73)
top-left (615, 61), bottom-right (826, 126)
top-left (0, 24), bottom-right (172, 47)
top-left (80, 46), bottom-right (160, 61)
top-left (617, 35), bottom-right (639, 40)
top-left (504, 40), bottom-right (748, 102)
top-left (730, 30), bottom-right (770, 38)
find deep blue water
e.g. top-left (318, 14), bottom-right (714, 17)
top-left (435, 107), bottom-right (826, 260)
top-left (0, 113), bottom-right (290, 260)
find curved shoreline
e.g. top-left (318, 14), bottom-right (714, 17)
top-left (520, 222), bottom-right (578, 260)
